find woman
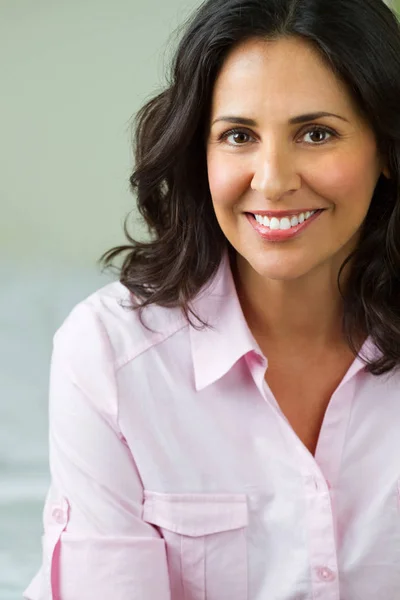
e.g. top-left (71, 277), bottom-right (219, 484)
top-left (24, 0), bottom-right (400, 598)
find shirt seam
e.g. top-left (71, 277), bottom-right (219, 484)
top-left (115, 319), bottom-right (189, 372)
top-left (90, 305), bottom-right (125, 441)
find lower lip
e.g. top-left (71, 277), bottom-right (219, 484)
top-left (246, 210), bottom-right (324, 242)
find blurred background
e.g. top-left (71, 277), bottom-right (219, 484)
top-left (0, 0), bottom-right (399, 598)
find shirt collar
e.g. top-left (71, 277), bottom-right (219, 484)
top-left (189, 246), bottom-right (261, 391)
top-left (189, 246), bottom-right (381, 392)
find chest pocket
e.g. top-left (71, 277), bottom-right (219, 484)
top-left (143, 490), bottom-right (249, 600)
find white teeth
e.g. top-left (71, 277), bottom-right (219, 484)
top-left (254, 210), bottom-right (316, 230)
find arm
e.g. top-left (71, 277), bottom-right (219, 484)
top-left (23, 303), bottom-right (171, 600)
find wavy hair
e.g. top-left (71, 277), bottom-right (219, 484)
top-left (98, 0), bottom-right (400, 376)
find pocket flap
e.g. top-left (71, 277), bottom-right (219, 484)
top-left (142, 490), bottom-right (248, 536)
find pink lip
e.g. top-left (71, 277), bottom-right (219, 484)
top-left (246, 210), bottom-right (324, 242)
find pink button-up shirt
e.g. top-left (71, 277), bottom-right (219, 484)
top-left (23, 247), bottom-right (400, 600)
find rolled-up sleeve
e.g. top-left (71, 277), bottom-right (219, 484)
top-left (23, 303), bottom-right (171, 600)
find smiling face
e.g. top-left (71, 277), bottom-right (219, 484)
top-left (206, 36), bottom-right (389, 284)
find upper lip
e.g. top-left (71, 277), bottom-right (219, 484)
top-left (247, 209), bottom-right (324, 217)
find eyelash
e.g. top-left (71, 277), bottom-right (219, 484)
top-left (217, 125), bottom-right (338, 147)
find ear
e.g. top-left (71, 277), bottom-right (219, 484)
top-left (382, 166), bottom-right (390, 179)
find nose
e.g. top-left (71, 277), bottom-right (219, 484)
top-left (250, 141), bottom-right (301, 202)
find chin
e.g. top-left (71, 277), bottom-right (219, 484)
top-left (240, 252), bottom-right (318, 282)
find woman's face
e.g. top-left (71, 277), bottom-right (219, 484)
top-left (206, 36), bottom-right (389, 282)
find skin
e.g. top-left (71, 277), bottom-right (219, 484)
top-left (206, 36), bottom-right (390, 360)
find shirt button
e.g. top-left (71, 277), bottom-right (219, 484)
top-left (316, 566), bottom-right (336, 582)
top-left (52, 507), bottom-right (66, 524)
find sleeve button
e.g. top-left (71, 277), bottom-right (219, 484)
top-left (52, 507), bottom-right (66, 524)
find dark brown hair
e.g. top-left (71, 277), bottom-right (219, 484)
top-left (98, 0), bottom-right (400, 377)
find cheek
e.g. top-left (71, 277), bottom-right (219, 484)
top-left (310, 152), bottom-right (378, 203)
top-left (207, 156), bottom-right (248, 208)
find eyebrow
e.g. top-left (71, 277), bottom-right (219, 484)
top-left (211, 111), bottom-right (349, 126)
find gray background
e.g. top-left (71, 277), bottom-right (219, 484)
top-left (1, 0), bottom-right (398, 598)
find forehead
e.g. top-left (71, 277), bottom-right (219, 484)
top-left (210, 36), bottom-right (358, 120)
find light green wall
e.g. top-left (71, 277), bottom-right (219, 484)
top-left (1, 0), bottom-right (399, 269)
top-left (0, 0), bottom-right (199, 268)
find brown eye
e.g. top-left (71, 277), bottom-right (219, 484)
top-left (301, 126), bottom-right (336, 145)
top-left (230, 131), bottom-right (249, 144)
top-left (219, 128), bottom-right (253, 146)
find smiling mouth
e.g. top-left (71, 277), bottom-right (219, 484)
top-left (246, 209), bottom-right (326, 218)
top-left (247, 209), bottom-right (325, 228)
top-left (245, 208), bottom-right (325, 241)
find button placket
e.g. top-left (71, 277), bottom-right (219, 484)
top-left (301, 470), bottom-right (340, 598)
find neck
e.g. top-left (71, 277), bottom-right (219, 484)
top-left (231, 250), bottom-right (363, 356)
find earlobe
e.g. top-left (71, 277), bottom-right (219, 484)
top-left (382, 166), bottom-right (390, 179)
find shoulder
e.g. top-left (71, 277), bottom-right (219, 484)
top-left (49, 280), bottom-right (190, 433)
top-left (53, 280), bottom-right (189, 371)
